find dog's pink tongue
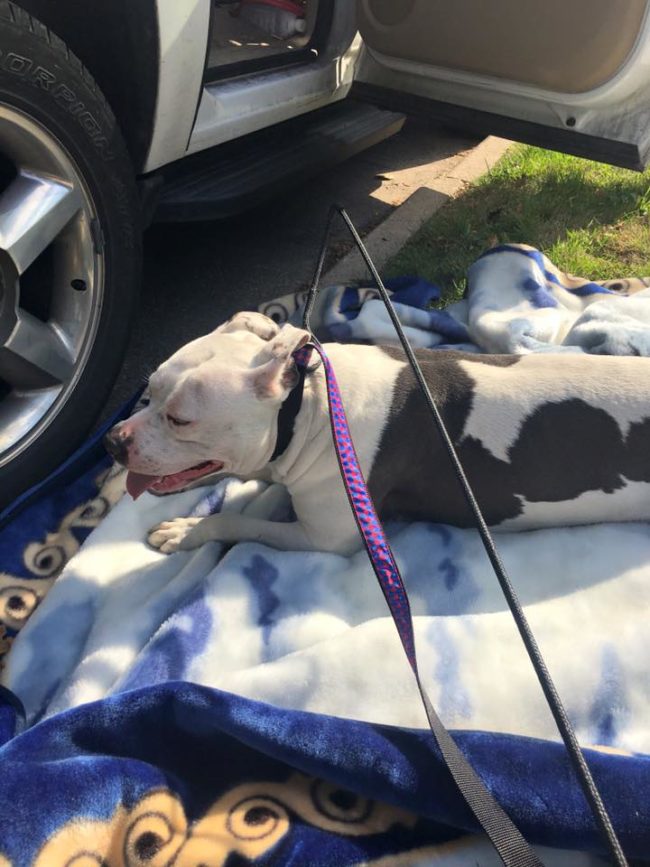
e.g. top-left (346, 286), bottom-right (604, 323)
top-left (126, 471), bottom-right (160, 500)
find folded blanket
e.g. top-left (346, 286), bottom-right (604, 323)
top-left (1, 245), bottom-right (649, 866)
top-left (262, 243), bottom-right (650, 354)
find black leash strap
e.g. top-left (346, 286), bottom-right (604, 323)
top-left (302, 205), bottom-right (628, 867)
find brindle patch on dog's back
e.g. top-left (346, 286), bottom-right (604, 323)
top-left (369, 348), bottom-right (523, 526)
top-left (369, 347), bottom-right (650, 528)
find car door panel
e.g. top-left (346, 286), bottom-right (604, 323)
top-left (355, 0), bottom-right (650, 168)
top-left (357, 0), bottom-right (648, 93)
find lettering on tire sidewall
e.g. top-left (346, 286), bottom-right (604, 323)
top-left (0, 49), bottom-right (113, 158)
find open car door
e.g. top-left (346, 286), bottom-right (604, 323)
top-left (353, 0), bottom-right (650, 169)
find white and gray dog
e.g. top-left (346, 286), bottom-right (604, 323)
top-left (104, 311), bottom-right (650, 555)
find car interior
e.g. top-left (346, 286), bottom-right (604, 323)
top-left (206, 0), bottom-right (650, 96)
top-left (208, 0), bottom-right (321, 73)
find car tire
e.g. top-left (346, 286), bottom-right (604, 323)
top-left (0, 1), bottom-right (141, 510)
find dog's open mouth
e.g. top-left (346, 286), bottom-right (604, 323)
top-left (126, 460), bottom-right (224, 500)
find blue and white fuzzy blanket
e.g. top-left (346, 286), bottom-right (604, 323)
top-left (267, 243), bottom-right (650, 355)
top-left (0, 244), bottom-right (649, 866)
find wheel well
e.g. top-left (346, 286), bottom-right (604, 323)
top-left (12, 0), bottom-right (159, 172)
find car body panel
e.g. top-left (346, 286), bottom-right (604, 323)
top-left (144, 0), bottom-right (211, 172)
top-left (142, 0), bottom-right (650, 173)
top-left (187, 2), bottom-right (359, 156)
top-left (188, 43), bottom-right (360, 155)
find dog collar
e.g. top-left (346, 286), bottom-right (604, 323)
top-left (269, 355), bottom-right (309, 462)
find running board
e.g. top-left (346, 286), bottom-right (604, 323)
top-left (152, 101), bottom-right (405, 222)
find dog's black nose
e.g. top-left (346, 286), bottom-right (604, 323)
top-left (103, 428), bottom-right (132, 464)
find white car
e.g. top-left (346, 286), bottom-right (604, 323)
top-left (1, 0), bottom-right (649, 507)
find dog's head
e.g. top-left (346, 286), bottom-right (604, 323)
top-left (104, 312), bottom-right (310, 499)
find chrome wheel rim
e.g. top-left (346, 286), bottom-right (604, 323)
top-left (0, 104), bottom-right (103, 468)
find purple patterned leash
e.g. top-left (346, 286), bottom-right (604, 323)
top-left (294, 340), bottom-right (544, 867)
top-left (294, 342), bottom-right (416, 667)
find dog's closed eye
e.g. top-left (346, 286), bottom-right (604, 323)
top-left (167, 414), bottom-right (191, 427)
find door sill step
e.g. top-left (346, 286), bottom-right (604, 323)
top-left (152, 100), bottom-right (405, 222)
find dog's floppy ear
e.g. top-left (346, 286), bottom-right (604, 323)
top-left (216, 311), bottom-right (280, 341)
top-left (250, 323), bottom-right (310, 400)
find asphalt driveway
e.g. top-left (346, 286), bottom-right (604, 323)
top-left (106, 118), bottom-right (477, 415)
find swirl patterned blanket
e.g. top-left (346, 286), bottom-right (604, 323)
top-left (0, 247), bottom-right (649, 865)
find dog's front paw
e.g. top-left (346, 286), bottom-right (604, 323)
top-left (147, 517), bottom-right (203, 554)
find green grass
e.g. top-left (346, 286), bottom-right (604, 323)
top-left (386, 144), bottom-right (650, 305)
